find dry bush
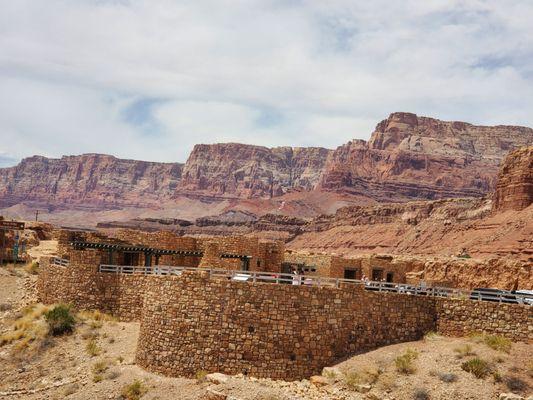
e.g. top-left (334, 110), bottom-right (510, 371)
top-left (483, 335), bottom-right (512, 353)
top-left (63, 383), bottom-right (79, 396)
top-left (423, 331), bottom-right (441, 340)
top-left (344, 365), bottom-right (382, 389)
top-left (86, 338), bottom-right (100, 357)
top-left (195, 370), bottom-right (208, 383)
top-left (395, 348), bottom-right (419, 374)
top-left (24, 262), bottom-right (39, 275)
top-left (121, 380), bottom-right (147, 400)
top-left (0, 303), bottom-right (50, 350)
top-left (413, 388), bottom-right (430, 400)
top-left (438, 372), bottom-right (458, 383)
top-left (453, 344), bottom-right (475, 358)
top-left (77, 310), bottom-right (117, 330)
top-left (104, 369), bottom-right (120, 380)
top-left (461, 358), bottom-right (491, 379)
top-left (0, 303), bottom-right (13, 312)
top-left (504, 376), bottom-right (529, 392)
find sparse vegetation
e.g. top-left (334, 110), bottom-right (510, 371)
top-left (121, 380), bottom-right (147, 400)
top-left (483, 335), bottom-right (511, 353)
top-left (504, 375), bottom-right (528, 392)
top-left (453, 344), bottom-right (475, 358)
top-left (63, 383), bottom-right (79, 397)
top-left (0, 303), bottom-right (50, 350)
top-left (413, 388), bottom-right (430, 400)
top-left (395, 348), bottom-right (419, 374)
top-left (86, 337), bottom-right (101, 357)
top-left (438, 372), bottom-right (458, 383)
top-left (343, 366), bottom-right (382, 390)
top-left (0, 303), bottom-right (13, 312)
top-left (461, 357), bottom-right (491, 379)
top-left (24, 261), bottom-right (39, 275)
top-left (44, 304), bottom-right (75, 336)
top-left (424, 331), bottom-right (440, 340)
top-left (195, 370), bottom-right (208, 383)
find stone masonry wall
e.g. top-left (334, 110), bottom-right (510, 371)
top-left (436, 299), bottom-right (532, 343)
top-left (135, 271), bottom-right (436, 380)
top-left (37, 258), bottom-right (533, 381)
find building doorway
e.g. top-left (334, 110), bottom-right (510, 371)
top-left (386, 272), bottom-right (394, 283)
top-left (372, 269), bottom-right (383, 281)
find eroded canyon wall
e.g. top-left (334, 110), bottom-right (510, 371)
top-left (0, 154), bottom-right (183, 208)
top-left (319, 112), bottom-right (533, 201)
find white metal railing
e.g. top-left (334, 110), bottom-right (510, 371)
top-left (97, 264), bottom-right (533, 306)
top-left (51, 257), bottom-right (70, 267)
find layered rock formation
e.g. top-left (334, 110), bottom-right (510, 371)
top-left (319, 112), bottom-right (533, 201)
top-left (180, 144), bottom-right (331, 198)
top-left (1, 112), bottom-right (532, 211)
top-left (492, 146), bottom-right (533, 212)
top-left (0, 154), bottom-right (183, 208)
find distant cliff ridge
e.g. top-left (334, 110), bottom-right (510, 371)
top-left (1, 112), bottom-right (532, 209)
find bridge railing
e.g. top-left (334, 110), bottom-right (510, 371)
top-left (97, 264), bottom-right (533, 305)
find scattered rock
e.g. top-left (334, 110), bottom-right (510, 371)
top-left (499, 394), bottom-right (524, 400)
top-left (310, 375), bottom-right (329, 387)
top-left (206, 373), bottom-right (230, 385)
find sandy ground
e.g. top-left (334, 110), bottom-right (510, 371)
top-left (0, 265), bottom-right (531, 400)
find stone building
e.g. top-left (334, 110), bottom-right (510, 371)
top-left (283, 251), bottom-right (415, 283)
top-left (57, 228), bottom-right (284, 273)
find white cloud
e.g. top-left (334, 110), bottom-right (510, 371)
top-left (0, 0), bottom-right (532, 165)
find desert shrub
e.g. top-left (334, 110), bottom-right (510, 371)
top-left (424, 331), bottom-right (440, 340)
top-left (492, 370), bottom-right (502, 383)
top-left (93, 360), bottom-right (108, 374)
top-left (24, 262), bottom-right (39, 275)
top-left (461, 358), bottom-right (491, 379)
top-left (0, 303), bottom-right (50, 349)
top-left (322, 368), bottom-right (337, 379)
top-left (438, 372), bottom-right (458, 383)
top-left (395, 348), bottom-right (419, 374)
top-left (504, 376), bottom-right (528, 392)
top-left (453, 344), bottom-right (475, 358)
top-left (195, 370), bottom-right (208, 383)
top-left (104, 369), bottom-right (120, 380)
top-left (0, 303), bottom-right (13, 312)
top-left (44, 304), bottom-right (75, 336)
top-left (121, 380), bottom-right (147, 400)
top-left (483, 335), bottom-right (511, 353)
top-left (63, 383), bottom-right (79, 396)
top-left (413, 388), bottom-right (430, 400)
top-left (344, 371), bottom-right (360, 389)
top-left (86, 338), bottom-right (100, 357)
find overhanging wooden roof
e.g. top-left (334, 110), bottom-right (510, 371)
top-left (70, 241), bottom-right (203, 256)
top-left (70, 241), bottom-right (252, 259)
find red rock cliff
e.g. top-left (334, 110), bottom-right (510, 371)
top-left (492, 146), bottom-right (533, 212)
top-left (179, 143), bottom-right (331, 198)
top-left (0, 154), bottom-right (183, 208)
top-left (319, 112), bottom-right (533, 201)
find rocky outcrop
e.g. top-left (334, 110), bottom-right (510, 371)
top-left (0, 154), bottom-right (183, 208)
top-left (1, 113), bottom-right (532, 210)
top-left (492, 146), bottom-right (533, 212)
top-left (319, 112), bottom-right (533, 201)
top-left (287, 197), bottom-right (532, 261)
top-left (180, 144), bottom-right (331, 198)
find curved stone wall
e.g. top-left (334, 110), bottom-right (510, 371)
top-left (135, 271), bottom-right (436, 380)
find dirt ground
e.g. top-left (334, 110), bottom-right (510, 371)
top-left (0, 264), bottom-right (531, 400)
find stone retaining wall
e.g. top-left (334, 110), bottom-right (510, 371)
top-left (37, 256), bottom-right (533, 380)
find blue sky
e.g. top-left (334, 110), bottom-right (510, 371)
top-left (1, 0), bottom-right (532, 165)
